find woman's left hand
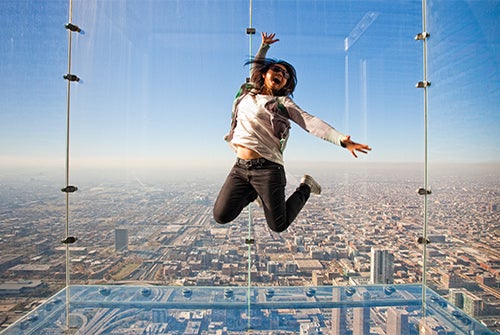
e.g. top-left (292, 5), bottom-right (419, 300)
top-left (341, 135), bottom-right (372, 158)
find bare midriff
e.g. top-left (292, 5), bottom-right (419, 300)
top-left (236, 145), bottom-right (262, 160)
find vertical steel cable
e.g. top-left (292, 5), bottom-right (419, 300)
top-left (248, 0), bottom-right (254, 59)
top-left (246, 2), bottom-right (254, 331)
top-left (420, 0), bottom-right (430, 329)
top-left (246, 207), bottom-right (253, 331)
top-left (64, 0), bottom-right (75, 330)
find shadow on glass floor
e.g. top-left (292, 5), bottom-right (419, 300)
top-left (1, 284), bottom-right (493, 334)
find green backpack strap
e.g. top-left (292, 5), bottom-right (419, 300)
top-left (224, 83), bottom-right (253, 142)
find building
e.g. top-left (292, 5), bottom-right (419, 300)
top-left (352, 290), bottom-right (370, 335)
top-left (370, 248), bottom-right (394, 284)
top-left (441, 271), bottom-right (462, 289)
top-left (300, 322), bottom-right (322, 334)
top-left (115, 228), bottom-right (128, 251)
top-left (151, 309), bottom-right (166, 323)
top-left (267, 261), bottom-right (279, 274)
top-left (448, 288), bottom-right (465, 308)
top-left (386, 307), bottom-right (409, 335)
top-left (0, 280), bottom-right (47, 297)
top-left (331, 287), bottom-right (348, 335)
top-left (463, 291), bottom-right (483, 317)
top-left (285, 261), bottom-right (298, 274)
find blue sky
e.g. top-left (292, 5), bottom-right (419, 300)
top-left (0, 0), bottom-right (498, 174)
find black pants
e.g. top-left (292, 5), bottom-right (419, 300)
top-left (213, 158), bottom-right (311, 232)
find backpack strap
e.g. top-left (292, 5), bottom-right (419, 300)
top-left (224, 83), bottom-right (253, 142)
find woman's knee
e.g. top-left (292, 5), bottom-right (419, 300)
top-left (213, 208), bottom-right (234, 224)
top-left (266, 217), bottom-right (290, 233)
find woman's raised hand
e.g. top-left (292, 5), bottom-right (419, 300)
top-left (262, 32), bottom-right (279, 45)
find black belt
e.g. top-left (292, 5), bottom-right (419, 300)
top-left (236, 157), bottom-right (278, 169)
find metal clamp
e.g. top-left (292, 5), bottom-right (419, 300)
top-left (417, 236), bottom-right (431, 245)
top-left (61, 236), bottom-right (78, 244)
top-left (65, 23), bottom-right (82, 33)
top-left (416, 81), bottom-right (431, 88)
top-left (61, 185), bottom-right (78, 193)
top-left (63, 74), bottom-right (80, 82)
top-left (245, 238), bottom-right (255, 245)
top-left (417, 187), bottom-right (432, 195)
top-left (414, 32), bottom-right (430, 41)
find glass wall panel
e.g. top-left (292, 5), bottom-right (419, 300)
top-left (424, 0), bottom-right (500, 330)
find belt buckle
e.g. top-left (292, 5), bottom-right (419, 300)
top-left (238, 158), bottom-right (252, 168)
top-left (238, 157), bottom-right (265, 168)
top-left (254, 158), bottom-right (265, 168)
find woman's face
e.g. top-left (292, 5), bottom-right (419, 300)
top-left (263, 64), bottom-right (289, 93)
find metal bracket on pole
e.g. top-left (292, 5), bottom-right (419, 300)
top-left (418, 237), bottom-right (431, 245)
top-left (65, 23), bottom-right (82, 33)
top-left (417, 187), bottom-right (432, 195)
top-left (414, 31), bottom-right (430, 41)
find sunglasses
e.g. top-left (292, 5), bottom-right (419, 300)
top-left (269, 65), bottom-right (290, 79)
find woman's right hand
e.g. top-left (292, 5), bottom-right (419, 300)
top-left (262, 32), bottom-right (279, 45)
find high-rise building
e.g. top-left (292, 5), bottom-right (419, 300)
top-left (115, 228), bottom-right (128, 251)
top-left (463, 291), bottom-right (483, 317)
top-left (448, 288), bottom-right (465, 308)
top-left (370, 248), bottom-right (394, 284)
top-left (386, 307), bottom-right (409, 335)
top-left (152, 309), bottom-right (166, 323)
top-left (442, 271), bottom-right (462, 289)
top-left (352, 290), bottom-right (370, 335)
top-left (331, 286), bottom-right (347, 335)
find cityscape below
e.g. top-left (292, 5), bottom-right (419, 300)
top-left (0, 162), bottom-right (498, 333)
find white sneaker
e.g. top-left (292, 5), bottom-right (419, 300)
top-left (301, 174), bottom-right (322, 195)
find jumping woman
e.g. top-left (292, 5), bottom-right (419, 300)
top-left (214, 32), bottom-right (371, 233)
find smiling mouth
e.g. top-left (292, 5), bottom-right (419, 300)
top-left (273, 77), bottom-right (282, 85)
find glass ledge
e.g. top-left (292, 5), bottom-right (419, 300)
top-left (1, 284), bottom-right (493, 334)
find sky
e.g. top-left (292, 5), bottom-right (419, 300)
top-left (0, 0), bottom-right (499, 176)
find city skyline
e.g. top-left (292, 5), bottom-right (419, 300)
top-left (0, 163), bottom-right (498, 332)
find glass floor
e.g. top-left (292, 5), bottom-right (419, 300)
top-left (0, 284), bottom-right (493, 334)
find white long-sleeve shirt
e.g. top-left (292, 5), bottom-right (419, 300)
top-left (225, 44), bottom-right (346, 166)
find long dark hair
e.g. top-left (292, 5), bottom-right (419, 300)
top-left (245, 57), bottom-right (297, 97)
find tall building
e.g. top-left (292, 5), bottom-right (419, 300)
top-left (463, 291), bottom-right (483, 317)
top-left (448, 288), bottom-right (465, 308)
top-left (441, 271), bottom-right (462, 289)
top-left (352, 290), bottom-right (370, 335)
top-left (115, 228), bottom-right (128, 251)
top-left (331, 286), bottom-right (347, 335)
top-left (370, 248), bottom-right (394, 284)
top-left (152, 309), bottom-right (166, 323)
top-left (386, 307), bottom-right (409, 335)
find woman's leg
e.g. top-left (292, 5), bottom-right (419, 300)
top-left (213, 164), bottom-right (257, 224)
top-left (252, 164), bottom-right (311, 232)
